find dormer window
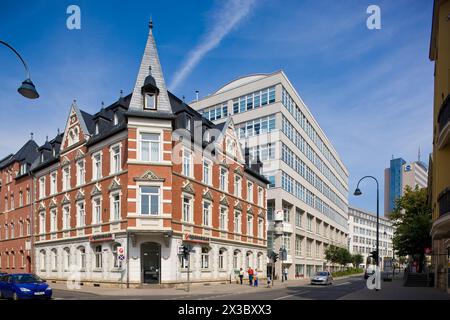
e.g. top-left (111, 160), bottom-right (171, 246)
top-left (185, 116), bottom-right (192, 130)
top-left (113, 112), bottom-right (118, 125)
top-left (95, 122), bottom-right (99, 135)
top-left (144, 93), bottom-right (156, 110)
top-left (40, 153), bottom-right (44, 163)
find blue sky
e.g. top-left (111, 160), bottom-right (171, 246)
top-left (0, 0), bottom-right (433, 215)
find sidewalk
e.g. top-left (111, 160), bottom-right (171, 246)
top-left (50, 277), bottom-right (312, 297)
top-left (339, 274), bottom-right (450, 300)
top-left (50, 274), bottom-right (363, 297)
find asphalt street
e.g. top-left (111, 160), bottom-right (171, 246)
top-left (49, 276), bottom-right (366, 300)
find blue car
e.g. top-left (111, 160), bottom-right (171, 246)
top-left (0, 274), bottom-right (52, 300)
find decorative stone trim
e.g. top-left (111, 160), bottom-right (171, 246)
top-left (134, 170), bottom-right (165, 182)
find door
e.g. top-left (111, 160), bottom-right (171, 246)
top-left (141, 242), bottom-right (161, 284)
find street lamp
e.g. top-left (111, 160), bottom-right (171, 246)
top-left (354, 175), bottom-right (380, 290)
top-left (0, 40), bottom-right (39, 99)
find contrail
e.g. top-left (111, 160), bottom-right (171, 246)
top-left (169, 0), bottom-right (256, 92)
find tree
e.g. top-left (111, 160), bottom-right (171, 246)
top-left (351, 253), bottom-right (364, 268)
top-left (325, 245), bottom-right (352, 267)
top-left (389, 186), bottom-right (432, 271)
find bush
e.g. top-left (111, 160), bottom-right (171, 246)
top-left (331, 268), bottom-right (364, 278)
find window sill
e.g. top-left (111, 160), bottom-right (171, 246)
top-left (93, 268), bottom-right (103, 273)
top-left (110, 268), bottom-right (124, 273)
top-left (201, 269), bottom-right (211, 272)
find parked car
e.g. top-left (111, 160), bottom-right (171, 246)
top-left (0, 274), bottom-right (52, 300)
top-left (310, 271), bottom-right (333, 285)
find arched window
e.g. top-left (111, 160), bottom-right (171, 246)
top-left (77, 246), bottom-right (86, 270)
top-left (246, 251), bottom-right (253, 269)
top-left (257, 252), bottom-right (264, 271)
top-left (51, 249), bottom-right (57, 271)
top-left (95, 245), bottom-right (102, 269)
top-left (201, 247), bottom-right (210, 269)
top-left (39, 250), bottom-right (46, 271)
top-left (63, 248), bottom-right (70, 271)
top-left (233, 250), bottom-right (241, 269)
top-left (218, 248), bottom-right (227, 270)
top-left (11, 251), bottom-right (15, 269)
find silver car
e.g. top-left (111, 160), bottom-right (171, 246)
top-left (310, 271), bottom-right (333, 285)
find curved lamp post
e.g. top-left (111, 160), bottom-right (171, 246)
top-left (0, 40), bottom-right (39, 99)
top-left (354, 175), bottom-right (381, 290)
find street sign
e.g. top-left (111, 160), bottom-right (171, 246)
top-left (118, 255), bottom-right (125, 261)
top-left (117, 246), bottom-right (125, 255)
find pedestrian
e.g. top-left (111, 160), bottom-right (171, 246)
top-left (239, 268), bottom-right (244, 285)
top-left (253, 270), bottom-right (259, 287)
top-left (267, 275), bottom-right (272, 288)
top-left (248, 267), bottom-right (254, 286)
top-left (283, 267), bottom-right (288, 281)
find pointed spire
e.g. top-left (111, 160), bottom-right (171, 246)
top-left (30, 132), bottom-right (34, 140)
top-left (129, 17), bottom-right (172, 113)
top-left (120, 90), bottom-right (123, 98)
top-left (149, 16), bottom-right (153, 30)
top-left (418, 147), bottom-right (421, 162)
top-left (57, 128), bottom-right (60, 135)
top-left (101, 101), bottom-right (105, 109)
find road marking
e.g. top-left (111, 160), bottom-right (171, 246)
top-left (274, 290), bottom-right (310, 300)
top-left (334, 282), bottom-right (351, 286)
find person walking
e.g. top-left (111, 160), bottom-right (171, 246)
top-left (248, 267), bottom-right (254, 286)
top-left (283, 267), bottom-right (288, 281)
top-left (266, 274), bottom-right (272, 288)
top-left (239, 268), bottom-right (244, 285)
top-left (253, 270), bottom-right (259, 287)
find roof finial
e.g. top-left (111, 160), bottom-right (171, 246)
top-left (30, 132), bottom-right (34, 140)
top-left (149, 16), bottom-right (153, 30)
top-left (101, 101), bottom-right (105, 109)
top-left (57, 128), bottom-right (60, 135)
top-left (418, 146), bottom-right (421, 162)
top-left (120, 90), bottom-right (123, 98)
top-left (46, 135), bottom-right (48, 142)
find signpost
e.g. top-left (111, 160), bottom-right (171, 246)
top-left (117, 246), bottom-right (125, 264)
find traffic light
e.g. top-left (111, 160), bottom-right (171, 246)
top-left (369, 250), bottom-right (379, 263)
top-left (183, 245), bottom-right (190, 258)
top-left (273, 253), bottom-right (279, 263)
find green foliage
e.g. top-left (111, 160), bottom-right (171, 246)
top-left (331, 268), bottom-right (364, 278)
top-left (351, 253), bottom-right (364, 267)
top-left (390, 186), bottom-right (432, 262)
top-left (324, 245), bottom-right (352, 266)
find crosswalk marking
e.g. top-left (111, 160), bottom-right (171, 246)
top-left (274, 290), bottom-right (309, 300)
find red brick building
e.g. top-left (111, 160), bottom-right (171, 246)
top-left (0, 138), bottom-right (39, 273)
top-left (0, 22), bottom-right (268, 287)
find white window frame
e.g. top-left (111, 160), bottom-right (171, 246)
top-left (247, 181), bottom-right (253, 202)
top-left (202, 159), bottom-right (212, 185)
top-left (50, 208), bottom-right (57, 232)
top-left (219, 206), bottom-right (228, 230)
top-left (247, 214), bottom-right (253, 237)
top-left (110, 192), bottom-right (121, 221)
top-left (50, 171), bottom-right (57, 195)
top-left (138, 184), bottom-right (161, 216)
top-left (76, 159), bottom-right (85, 186)
top-left (202, 200), bottom-right (212, 227)
top-left (39, 211), bottom-right (46, 235)
top-left (62, 205), bottom-right (70, 230)
top-left (139, 132), bottom-right (161, 162)
top-left (62, 166), bottom-right (70, 191)
top-left (110, 143), bottom-right (122, 175)
top-left (182, 148), bottom-right (193, 178)
top-left (76, 201), bottom-right (86, 228)
top-left (182, 194), bottom-right (194, 223)
top-left (39, 177), bottom-right (46, 199)
top-left (220, 167), bottom-right (228, 192)
top-left (234, 175), bottom-right (242, 198)
top-left (92, 152), bottom-right (102, 181)
top-left (234, 210), bottom-right (242, 234)
top-left (92, 196), bottom-right (102, 225)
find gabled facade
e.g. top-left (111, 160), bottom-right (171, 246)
top-left (19, 22), bottom-right (268, 287)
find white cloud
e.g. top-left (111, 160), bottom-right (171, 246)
top-left (169, 0), bottom-right (257, 91)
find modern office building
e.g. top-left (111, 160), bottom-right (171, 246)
top-left (429, 0), bottom-right (450, 293)
top-left (347, 206), bottom-right (394, 268)
top-left (0, 22), bottom-right (269, 287)
top-left (384, 157), bottom-right (428, 215)
top-left (190, 72), bottom-right (349, 279)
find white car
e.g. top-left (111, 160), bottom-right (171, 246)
top-left (310, 271), bottom-right (333, 285)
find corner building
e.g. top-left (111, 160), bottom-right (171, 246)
top-left (190, 72), bottom-right (349, 279)
top-left (30, 23), bottom-right (268, 287)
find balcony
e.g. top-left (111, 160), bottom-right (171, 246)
top-left (432, 187), bottom-right (450, 240)
top-left (437, 95), bottom-right (450, 149)
top-left (438, 187), bottom-right (450, 219)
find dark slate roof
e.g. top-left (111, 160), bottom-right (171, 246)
top-left (0, 139), bottom-right (40, 178)
top-left (80, 110), bottom-right (96, 135)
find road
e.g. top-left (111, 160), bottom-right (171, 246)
top-left (50, 276), bottom-right (366, 300)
